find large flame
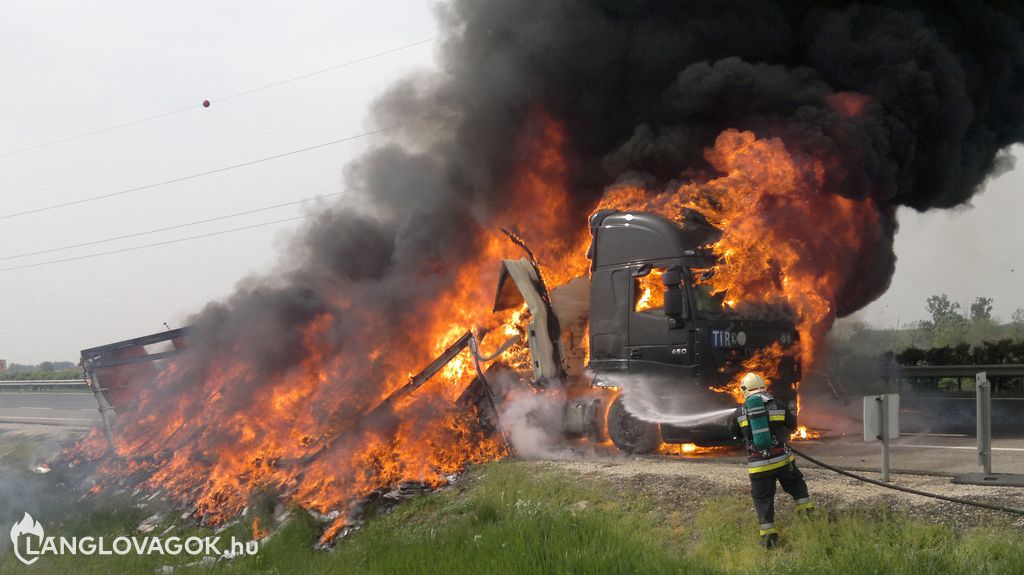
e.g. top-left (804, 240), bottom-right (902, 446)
top-left (71, 121), bottom-right (849, 540)
top-left (70, 115), bottom-right (588, 543)
top-left (600, 129), bottom-right (884, 402)
top-left (600, 129), bottom-right (883, 365)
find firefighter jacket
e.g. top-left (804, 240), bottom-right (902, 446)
top-left (728, 392), bottom-right (798, 474)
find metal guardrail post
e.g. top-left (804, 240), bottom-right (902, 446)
top-left (864, 393), bottom-right (898, 482)
top-left (879, 394), bottom-right (890, 483)
top-left (977, 372), bottom-right (993, 476)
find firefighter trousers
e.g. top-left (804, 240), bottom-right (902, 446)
top-left (749, 459), bottom-right (812, 535)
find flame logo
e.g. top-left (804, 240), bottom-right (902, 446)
top-left (10, 512), bottom-right (44, 565)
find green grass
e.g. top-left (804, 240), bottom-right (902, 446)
top-left (2, 460), bottom-right (1022, 574)
top-left (689, 496), bottom-right (1024, 575)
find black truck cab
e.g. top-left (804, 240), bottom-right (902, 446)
top-left (586, 210), bottom-right (800, 452)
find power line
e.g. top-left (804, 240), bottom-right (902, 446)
top-left (214, 37), bottom-right (436, 103)
top-left (0, 37), bottom-right (437, 159)
top-left (0, 190), bottom-right (360, 261)
top-left (0, 215), bottom-right (310, 273)
top-left (0, 116), bottom-right (433, 221)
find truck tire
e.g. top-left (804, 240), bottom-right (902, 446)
top-left (607, 395), bottom-right (661, 454)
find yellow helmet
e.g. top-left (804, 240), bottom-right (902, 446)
top-left (740, 372), bottom-right (767, 398)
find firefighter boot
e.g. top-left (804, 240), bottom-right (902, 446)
top-left (761, 532), bottom-right (780, 549)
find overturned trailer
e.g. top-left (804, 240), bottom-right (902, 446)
top-left (80, 326), bottom-right (509, 456)
top-left (491, 210), bottom-right (800, 453)
top-left (80, 328), bottom-right (190, 451)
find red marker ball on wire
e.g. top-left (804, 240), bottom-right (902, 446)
top-left (202, 100), bottom-right (210, 108)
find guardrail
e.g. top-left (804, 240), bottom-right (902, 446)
top-left (891, 364), bottom-right (1024, 378)
top-left (0, 379), bottom-right (89, 392)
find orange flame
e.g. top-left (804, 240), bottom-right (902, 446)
top-left (634, 269), bottom-right (665, 312)
top-left (599, 129), bottom-right (884, 369)
top-left (68, 113), bottom-right (592, 544)
top-left (70, 119), bottom-right (853, 540)
top-left (251, 517), bottom-right (269, 541)
top-left (790, 426), bottom-right (821, 441)
top-left (659, 442), bottom-right (734, 456)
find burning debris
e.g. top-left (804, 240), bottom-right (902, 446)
top-left (62, 0), bottom-right (1024, 547)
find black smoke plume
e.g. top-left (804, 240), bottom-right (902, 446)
top-left (336, 0), bottom-right (1024, 319)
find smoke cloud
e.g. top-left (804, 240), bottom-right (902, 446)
top-left (205, 0), bottom-right (1024, 397)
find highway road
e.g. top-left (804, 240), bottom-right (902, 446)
top-left (792, 434), bottom-right (1024, 477)
top-left (0, 391), bottom-right (1021, 478)
top-left (0, 392), bottom-right (100, 428)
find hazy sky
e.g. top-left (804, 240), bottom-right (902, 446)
top-left (1, 2), bottom-right (1021, 363)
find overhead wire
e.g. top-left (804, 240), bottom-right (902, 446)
top-left (0, 36), bottom-right (437, 159)
top-left (0, 215), bottom-right (312, 273)
top-left (0, 116), bottom-right (434, 221)
top-left (0, 190), bottom-right (359, 261)
top-left (212, 37), bottom-right (436, 103)
top-left (0, 36), bottom-right (438, 271)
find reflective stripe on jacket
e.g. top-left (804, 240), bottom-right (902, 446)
top-left (729, 392), bottom-right (798, 473)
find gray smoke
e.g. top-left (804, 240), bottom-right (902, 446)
top-left (498, 385), bottom-right (579, 459)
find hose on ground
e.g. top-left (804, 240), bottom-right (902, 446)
top-left (788, 446), bottom-right (1024, 517)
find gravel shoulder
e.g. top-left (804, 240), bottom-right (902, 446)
top-left (534, 453), bottom-right (1024, 531)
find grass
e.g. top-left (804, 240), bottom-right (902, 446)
top-left (1, 460), bottom-right (1022, 574)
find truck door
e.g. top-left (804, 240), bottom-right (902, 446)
top-left (588, 265), bottom-right (631, 372)
top-left (626, 264), bottom-right (695, 375)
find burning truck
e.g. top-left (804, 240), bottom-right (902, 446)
top-left (486, 208), bottom-right (799, 453)
top-left (81, 207), bottom-right (800, 462)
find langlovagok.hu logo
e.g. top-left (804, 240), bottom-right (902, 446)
top-left (9, 512), bottom-right (258, 566)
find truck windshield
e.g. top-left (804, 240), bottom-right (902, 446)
top-left (691, 284), bottom-right (730, 318)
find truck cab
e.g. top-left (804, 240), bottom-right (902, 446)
top-left (492, 210), bottom-right (800, 453)
top-left (587, 210), bottom-right (799, 452)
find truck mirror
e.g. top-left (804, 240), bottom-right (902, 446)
top-left (662, 265), bottom-right (685, 323)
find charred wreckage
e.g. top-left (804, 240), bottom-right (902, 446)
top-left (82, 209), bottom-right (799, 457)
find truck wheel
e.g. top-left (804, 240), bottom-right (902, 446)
top-left (607, 395), bottom-right (661, 454)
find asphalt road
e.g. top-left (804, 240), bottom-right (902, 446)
top-left (0, 392), bottom-right (1020, 478)
top-left (0, 392), bottom-right (100, 428)
top-left (793, 434), bottom-right (1024, 477)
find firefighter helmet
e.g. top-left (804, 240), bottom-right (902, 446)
top-left (740, 372), bottom-right (767, 398)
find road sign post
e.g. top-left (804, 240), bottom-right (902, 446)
top-left (864, 393), bottom-right (899, 482)
top-left (976, 372), bottom-right (993, 477)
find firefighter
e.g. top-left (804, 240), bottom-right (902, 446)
top-left (729, 371), bottom-right (814, 548)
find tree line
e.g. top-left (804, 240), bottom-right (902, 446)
top-left (822, 294), bottom-right (1024, 396)
top-left (0, 361), bottom-right (82, 381)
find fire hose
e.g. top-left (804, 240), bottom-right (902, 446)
top-left (788, 446), bottom-right (1024, 517)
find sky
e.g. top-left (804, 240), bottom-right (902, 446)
top-left (0, 2), bottom-right (1021, 364)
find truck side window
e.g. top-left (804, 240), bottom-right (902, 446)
top-left (633, 268), bottom-right (664, 313)
top-left (692, 284), bottom-right (725, 316)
